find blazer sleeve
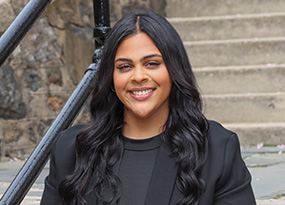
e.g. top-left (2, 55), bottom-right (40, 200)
top-left (213, 133), bottom-right (256, 204)
top-left (41, 132), bottom-right (65, 205)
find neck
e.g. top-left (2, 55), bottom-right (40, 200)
top-left (123, 110), bottom-right (168, 140)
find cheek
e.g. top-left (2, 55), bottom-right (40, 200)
top-left (113, 72), bottom-right (128, 98)
top-left (113, 72), bottom-right (122, 89)
top-left (155, 71), bottom-right (172, 90)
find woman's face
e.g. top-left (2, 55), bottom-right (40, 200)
top-left (113, 32), bottom-right (172, 120)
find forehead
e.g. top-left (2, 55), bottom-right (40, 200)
top-left (115, 32), bottom-right (161, 59)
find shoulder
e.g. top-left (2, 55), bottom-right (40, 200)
top-left (203, 120), bottom-right (243, 178)
top-left (55, 124), bottom-right (88, 150)
top-left (203, 120), bottom-right (241, 176)
top-left (207, 120), bottom-right (239, 149)
top-left (208, 120), bottom-right (235, 139)
top-left (51, 125), bottom-right (88, 177)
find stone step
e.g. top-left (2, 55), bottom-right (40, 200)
top-left (203, 92), bottom-right (285, 123)
top-left (222, 122), bottom-right (285, 146)
top-left (193, 64), bottom-right (285, 95)
top-left (184, 37), bottom-right (285, 67)
top-left (166, 0), bottom-right (285, 17)
top-left (169, 12), bottom-right (285, 41)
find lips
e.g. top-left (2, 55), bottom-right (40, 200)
top-left (129, 88), bottom-right (155, 101)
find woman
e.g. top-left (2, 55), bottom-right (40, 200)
top-left (41, 10), bottom-right (256, 205)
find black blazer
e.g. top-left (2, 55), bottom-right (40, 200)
top-left (41, 121), bottom-right (256, 204)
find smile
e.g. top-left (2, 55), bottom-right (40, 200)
top-left (132, 89), bottom-right (154, 96)
top-left (129, 89), bottom-right (155, 101)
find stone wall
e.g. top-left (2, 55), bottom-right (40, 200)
top-left (0, 0), bottom-right (165, 160)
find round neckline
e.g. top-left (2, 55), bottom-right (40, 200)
top-left (122, 133), bottom-right (162, 151)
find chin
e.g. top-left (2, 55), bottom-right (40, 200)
top-left (135, 113), bottom-right (150, 119)
top-left (133, 110), bottom-right (152, 119)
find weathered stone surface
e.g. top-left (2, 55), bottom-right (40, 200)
top-left (121, 0), bottom-right (149, 16)
top-left (1, 120), bottom-right (37, 158)
top-left (24, 69), bottom-right (42, 92)
top-left (37, 119), bottom-right (53, 138)
top-left (9, 0), bottom-right (29, 15)
top-left (46, 67), bottom-right (63, 86)
top-left (0, 65), bottom-right (26, 119)
top-left (46, 0), bottom-right (94, 28)
top-left (73, 101), bottom-right (91, 125)
top-left (20, 17), bottom-right (62, 68)
top-left (150, 0), bottom-right (166, 16)
top-left (109, 0), bottom-right (152, 21)
top-left (0, 0), bottom-right (15, 33)
top-left (28, 123), bottom-right (37, 144)
top-left (71, 24), bottom-right (93, 42)
top-left (47, 96), bottom-right (65, 112)
top-left (3, 122), bottom-right (23, 143)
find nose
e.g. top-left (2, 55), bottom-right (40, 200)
top-left (131, 65), bottom-right (148, 83)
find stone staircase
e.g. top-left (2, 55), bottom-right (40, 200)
top-left (166, 0), bottom-right (285, 146)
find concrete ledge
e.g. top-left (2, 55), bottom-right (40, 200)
top-left (203, 93), bottom-right (285, 123)
top-left (194, 64), bottom-right (285, 94)
top-left (169, 13), bottom-right (285, 41)
top-left (166, 0), bottom-right (285, 17)
top-left (185, 37), bottom-right (285, 67)
top-left (222, 122), bottom-right (285, 146)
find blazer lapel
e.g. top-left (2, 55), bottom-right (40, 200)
top-left (145, 144), bottom-right (178, 205)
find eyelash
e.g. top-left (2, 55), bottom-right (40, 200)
top-left (116, 64), bottom-right (131, 70)
top-left (146, 61), bottom-right (161, 68)
top-left (116, 61), bottom-right (161, 70)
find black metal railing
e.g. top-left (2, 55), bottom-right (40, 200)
top-left (0, 0), bottom-right (52, 67)
top-left (0, 0), bottom-right (110, 204)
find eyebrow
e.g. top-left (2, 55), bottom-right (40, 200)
top-left (115, 54), bottom-right (162, 63)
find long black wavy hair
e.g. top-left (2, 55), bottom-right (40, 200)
top-left (59, 10), bottom-right (209, 205)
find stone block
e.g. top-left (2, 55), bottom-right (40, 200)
top-left (1, 118), bottom-right (55, 159)
top-left (3, 122), bottom-right (23, 143)
top-left (0, 65), bottom-right (26, 119)
top-left (19, 17), bottom-right (62, 68)
top-left (23, 69), bottom-right (43, 92)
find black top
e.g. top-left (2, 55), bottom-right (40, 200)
top-left (118, 134), bottom-right (161, 204)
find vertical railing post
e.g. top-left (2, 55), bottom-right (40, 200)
top-left (92, 0), bottom-right (111, 63)
top-left (0, 0), bottom-right (110, 204)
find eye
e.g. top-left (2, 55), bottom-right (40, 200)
top-left (116, 64), bottom-right (133, 71)
top-left (145, 61), bottom-right (161, 69)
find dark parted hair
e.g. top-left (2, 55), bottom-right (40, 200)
top-left (59, 10), bottom-right (209, 205)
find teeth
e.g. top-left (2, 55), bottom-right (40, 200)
top-left (132, 89), bottom-right (153, 95)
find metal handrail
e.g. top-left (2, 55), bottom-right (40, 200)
top-left (0, 0), bottom-right (52, 67)
top-left (0, 0), bottom-right (110, 204)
